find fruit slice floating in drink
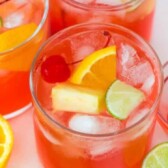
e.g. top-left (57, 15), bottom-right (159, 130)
top-left (52, 83), bottom-right (105, 114)
top-left (70, 46), bottom-right (116, 90)
top-left (106, 80), bottom-right (145, 120)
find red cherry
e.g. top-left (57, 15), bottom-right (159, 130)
top-left (41, 55), bottom-right (71, 83)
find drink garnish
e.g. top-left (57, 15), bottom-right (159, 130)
top-left (142, 142), bottom-right (168, 168)
top-left (51, 83), bottom-right (105, 114)
top-left (0, 23), bottom-right (37, 52)
top-left (105, 80), bottom-right (145, 120)
top-left (70, 46), bottom-right (116, 90)
top-left (41, 55), bottom-right (71, 83)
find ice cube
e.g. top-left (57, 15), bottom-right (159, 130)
top-left (118, 43), bottom-right (140, 67)
top-left (98, 115), bottom-right (123, 134)
top-left (126, 108), bottom-right (149, 127)
top-left (121, 60), bottom-right (154, 87)
top-left (69, 114), bottom-right (123, 134)
top-left (69, 115), bottom-right (100, 134)
top-left (71, 31), bottom-right (113, 59)
top-left (75, 45), bottom-right (95, 61)
top-left (141, 74), bottom-right (155, 94)
top-left (4, 12), bottom-right (25, 28)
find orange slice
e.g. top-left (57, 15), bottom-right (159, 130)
top-left (0, 23), bottom-right (37, 52)
top-left (70, 46), bottom-right (116, 90)
top-left (0, 115), bottom-right (14, 168)
top-left (0, 23), bottom-right (44, 71)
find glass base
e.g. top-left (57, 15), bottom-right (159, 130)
top-left (4, 103), bottom-right (32, 120)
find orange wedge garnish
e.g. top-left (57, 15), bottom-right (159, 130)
top-left (0, 115), bottom-right (14, 168)
top-left (0, 23), bottom-right (37, 52)
top-left (70, 46), bottom-right (116, 90)
top-left (0, 23), bottom-right (44, 71)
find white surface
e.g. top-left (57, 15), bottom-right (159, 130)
top-left (151, 0), bottom-right (168, 64)
top-left (7, 1), bottom-right (168, 167)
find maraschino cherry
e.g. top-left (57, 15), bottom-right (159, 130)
top-left (41, 55), bottom-right (71, 83)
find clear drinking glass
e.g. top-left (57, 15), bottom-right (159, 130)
top-left (49, 0), bottom-right (155, 41)
top-left (30, 23), bottom-right (163, 168)
top-left (0, 0), bottom-right (49, 119)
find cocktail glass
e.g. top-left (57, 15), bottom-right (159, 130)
top-left (30, 23), bottom-right (163, 168)
top-left (49, 0), bottom-right (155, 41)
top-left (0, 0), bottom-right (49, 119)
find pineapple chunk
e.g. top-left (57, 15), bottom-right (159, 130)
top-left (51, 83), bottom-right (105, 114)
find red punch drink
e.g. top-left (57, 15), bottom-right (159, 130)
top-left (30, 23), bottom-right (163, 168)
top-left (49, 0), bottom-right (155, 41)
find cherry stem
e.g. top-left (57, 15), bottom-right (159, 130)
top-left (103, 31), bottom-right (112, 48)
top-left (0, 0), bottom-right (11, 5)
top-left (67, 59), bottom-right (83, 65)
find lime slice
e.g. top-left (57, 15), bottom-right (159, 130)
top-left (105, 80), bottom-right (145, 120)
top-left (142, 142), bottom-right (168, 168)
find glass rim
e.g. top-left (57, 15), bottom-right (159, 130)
top-left (62, 0), bottom-right (144, 11)
top-left (0, 0), bottom-right (49, 55)
top-left (30, 22), bottom-right (164, 138)
top-left (158, 112), bottom-right (168, 129)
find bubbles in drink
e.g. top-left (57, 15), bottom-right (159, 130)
top-left (69, 114), bottom-right (123, 134)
